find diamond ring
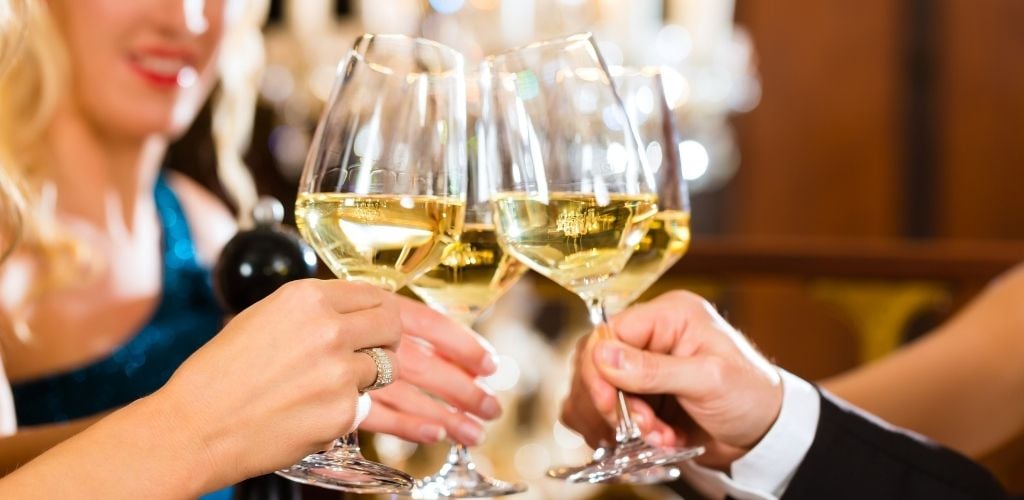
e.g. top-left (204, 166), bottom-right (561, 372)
top-left (357, 347), bottom-right (394, 392)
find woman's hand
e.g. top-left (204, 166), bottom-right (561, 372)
top-left (360, 297), bottom-right (501, 446)
top-left (154, 279), bottom-right (403, 489)
top-left (561, 290), bottom-right (783, 469)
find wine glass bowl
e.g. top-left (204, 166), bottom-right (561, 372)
top-left (602, 65), bottom-right (693, 316)
top-left (483, 34), bottom-right (659, 303)
top-left (278, 33), bottom-right (467, 495)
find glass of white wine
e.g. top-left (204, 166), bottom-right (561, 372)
top-left (278, 34), bottom-right (467, 495)
top-left (482, 34), bottom-right (700, 483)
top-left (407, 78), bottom-right (530, 498)
top-left (546, 66), bottom-right (700, 484)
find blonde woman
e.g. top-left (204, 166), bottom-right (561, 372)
top-left (0, 1), bottom-right (500, 497)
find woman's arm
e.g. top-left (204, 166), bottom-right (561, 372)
top-left (0, 415), bottom-right (104, 476)
top-left (0, 279), bottom-right (402, 498)
top-left (0, 391), bottom-right (214, 499)
top-left (0, 349), bottom-right (105, 476)
top-left (824, 263), bottom-right (1024, 457)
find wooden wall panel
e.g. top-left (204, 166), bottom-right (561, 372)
top-left (729, 0), bottom-right (906, 238)
top-left (937, 0), bottom-right (1024, 240)
top-left (717, 1), bottom-right (907, 383)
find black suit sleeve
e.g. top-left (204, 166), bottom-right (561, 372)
top-left (781, 391), bottom-right (1006, 500)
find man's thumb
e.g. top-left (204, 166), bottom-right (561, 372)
top-left (593, 339), bottom-right (711, 399)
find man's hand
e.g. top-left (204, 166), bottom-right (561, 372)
top-left (561, 290), bottom-right (783, 469)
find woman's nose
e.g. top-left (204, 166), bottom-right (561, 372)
top-left (154, 0), bottom-right (210, 37)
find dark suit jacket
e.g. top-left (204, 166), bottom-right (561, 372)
top-left (780, 391), bottom-right (1006, 499)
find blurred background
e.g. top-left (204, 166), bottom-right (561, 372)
top-left (166, 0), bottom-right (1024, 497)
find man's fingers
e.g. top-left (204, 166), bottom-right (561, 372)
top-left (562, 375), bottom-right (615, 446)
top-left (624, 397), bottom-right (678, 447)
top-left (607, 296), bottom-right (669, 350)
top-left (592, 339), bottom-right (717, 399)
top-left (609, 290), bottom-right (710, 355)
top-left (398, 296), bottom-right (497, 376)
top-left (577, 334), bottom-right (619, 417)
top-left (560, 392), bottom-right (614, 449)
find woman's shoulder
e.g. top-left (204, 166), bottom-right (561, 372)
top-left (163, 171), bottom-right (237, 267)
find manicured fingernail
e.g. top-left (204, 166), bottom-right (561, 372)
top-left (480, 353), bottom-right (498, 375)
top-left (645, 431), bottom-right (662, 447)
top-left (480, 396), bottom-right (502, 420)
top-left (419, 424), bottom-right (446, 443)
top-left (599, 343), bottom-right (623, 369)
top-left (458, 422), bottom-right (485, 446)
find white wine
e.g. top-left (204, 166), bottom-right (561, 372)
top-left (295, 193), bottom-right (464, 291)
top-left (408, 224), bottom-right (528, 325)
top-left (603, 210), bottom-right (691, 314)
top-left (491, 192), bottom-right (658, 300)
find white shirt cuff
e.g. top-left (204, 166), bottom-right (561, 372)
top-left (679, 368), bottom-right (821, 500)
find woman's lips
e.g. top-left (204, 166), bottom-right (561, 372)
top-left (127, 52), bottom-right (198, 88)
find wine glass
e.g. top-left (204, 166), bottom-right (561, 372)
top-left (407, 76), bottom-right (529, 498)
top-left (278, 33), bottom-right (467, 494)
top-left (481, 33), bottom-right (701, 483)
top-left (546, 66), bottom-right (698, 483)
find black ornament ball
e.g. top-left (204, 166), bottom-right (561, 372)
top-left (213, 225), bottom-right (318, 314)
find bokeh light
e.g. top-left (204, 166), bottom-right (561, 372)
top-left (679, 139), bottom-right (710, 180)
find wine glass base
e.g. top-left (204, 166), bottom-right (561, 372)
top-left (604, 464), bottom-right (682, 484)
top-left (276, 450), bottom-right (414, 494)
top-left (548, 449), bottom-right (682, 484)
top-left (547, 445), bottom-right (609, 480)
top-left (413, 464), bottom-right (527, 498)
top-left (556, 439), bottom-right (703, 484)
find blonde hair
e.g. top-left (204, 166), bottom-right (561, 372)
top-left (0, 0), bottom-right (27, 265)
top-left (214, 0), bottom-right (268, 228)
top-left (0, 0), bottom-right (24, 79)
top-left (0, 0), bottom-right (267, 263)
top-left (0, 0), bottom-right (65, 264)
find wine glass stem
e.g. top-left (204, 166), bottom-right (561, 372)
top-left (586, 300), bottom-right (642, 444)
top-left (333, 432), bottom-right (362, 458)
top-left (448, 442), bottom-right (474, 466)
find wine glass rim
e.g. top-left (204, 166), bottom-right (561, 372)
top-left (350, 33), bottom-right (465, 76)
top-left (484, 32), bottom-right (595, 63)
